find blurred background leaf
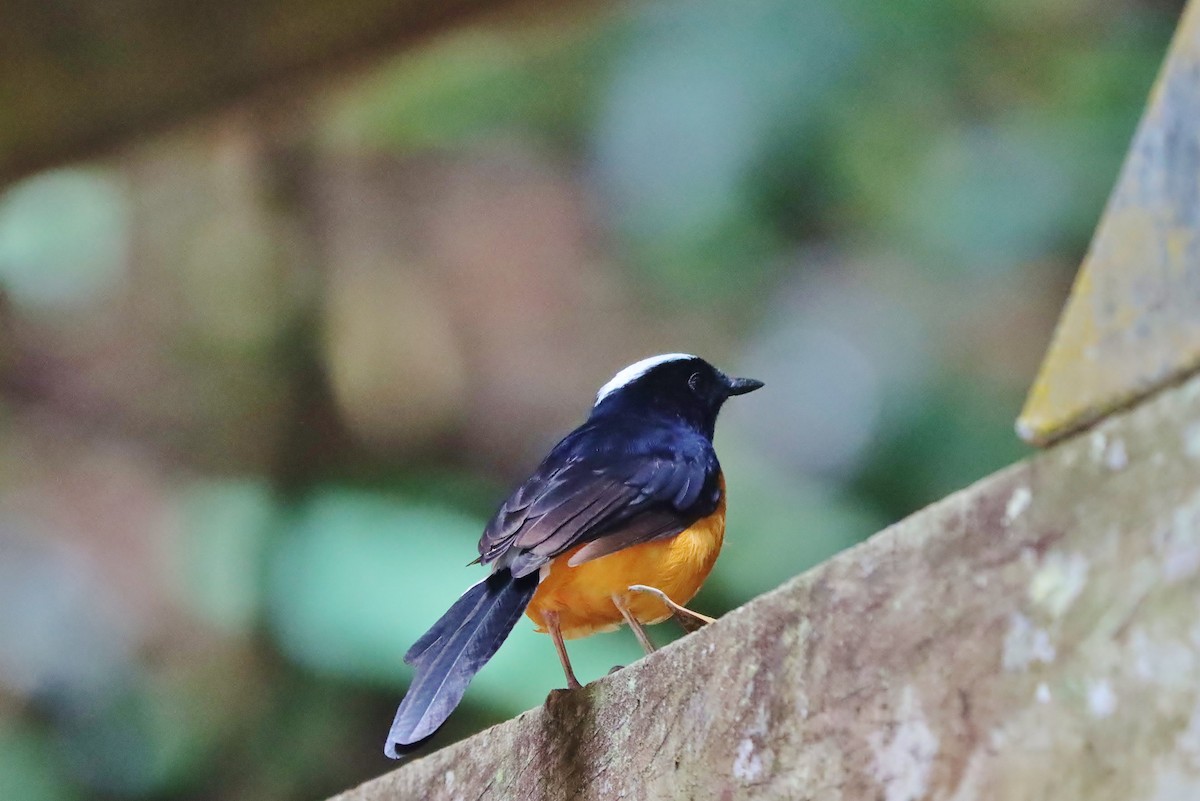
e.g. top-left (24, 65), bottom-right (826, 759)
top-left (0, 169), bottom-right (128, 310)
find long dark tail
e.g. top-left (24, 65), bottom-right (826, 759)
top-left (384, 569), bottom-right (537, 757)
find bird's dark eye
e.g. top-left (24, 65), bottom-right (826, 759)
top-left (688, 371), bottom-right (704, 393)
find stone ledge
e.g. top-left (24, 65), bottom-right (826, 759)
top-left (336, 374), bottom-right (1200, 800)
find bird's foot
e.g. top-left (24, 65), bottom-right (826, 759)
top-left (626, 584), bottom-right (716, 633)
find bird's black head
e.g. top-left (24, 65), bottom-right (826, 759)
top-left (590, 354), bottom-right (763, 437)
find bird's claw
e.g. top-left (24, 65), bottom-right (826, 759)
top-left (626, 584), bottom-right (717, 632)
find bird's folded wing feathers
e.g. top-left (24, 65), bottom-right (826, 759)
top-left (477, 434), bottom-right (718, 576)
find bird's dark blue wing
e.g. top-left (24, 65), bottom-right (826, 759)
top-left (477, 420), bottom-right (720, 577)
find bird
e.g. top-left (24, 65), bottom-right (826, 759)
top-left (383, 353), bottom-right (762, 757)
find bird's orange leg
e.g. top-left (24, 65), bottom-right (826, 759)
top-left (544, 610), bottom-right (582, 690)
top-left (612, 593), bottom-right (657, 655)
top-left (627, 584), bottom-right (716, 632)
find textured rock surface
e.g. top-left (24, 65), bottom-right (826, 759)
top-left (336, 374), bottom-right (1200, 800)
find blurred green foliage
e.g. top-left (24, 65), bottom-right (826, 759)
top-left (0, 723), bottom-right (79, 801)
top-left (0, 169), bottom-right (128, 308)
top-left (0, 0), bottom-right (1180, 798)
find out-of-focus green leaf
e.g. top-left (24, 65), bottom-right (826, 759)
top-left (177, 478), bottom-right (277, 634)
top-left (268, 490), bottom-right (479, 681)
top-left (59, 675), bottom-right (213, 797)
top-left (0, 723), bottom-right (79, 801)
top-left (0, 168), bottom-right (128, 309)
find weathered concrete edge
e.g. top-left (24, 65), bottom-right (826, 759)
top-left (1017, 0), bottom-right (1200, 446)
top-left (339, 373), bottom-right (1200, 800)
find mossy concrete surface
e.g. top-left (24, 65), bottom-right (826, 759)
top-left (1018, 0), bottom-right (1200, 446)
top-left (338, 373), bottom-right (1200, 801)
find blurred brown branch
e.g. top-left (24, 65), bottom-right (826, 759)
top-left (0, 0), bottom-right (603, 187)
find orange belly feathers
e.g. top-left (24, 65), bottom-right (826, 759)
top-left (525, 480), bottom-right (726, 640)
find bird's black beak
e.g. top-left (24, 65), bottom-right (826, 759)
top-left (724, 376), bottom-right (764, 396)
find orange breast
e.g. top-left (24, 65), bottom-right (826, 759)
top-left (525, 478), bottom-right (726, 640)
